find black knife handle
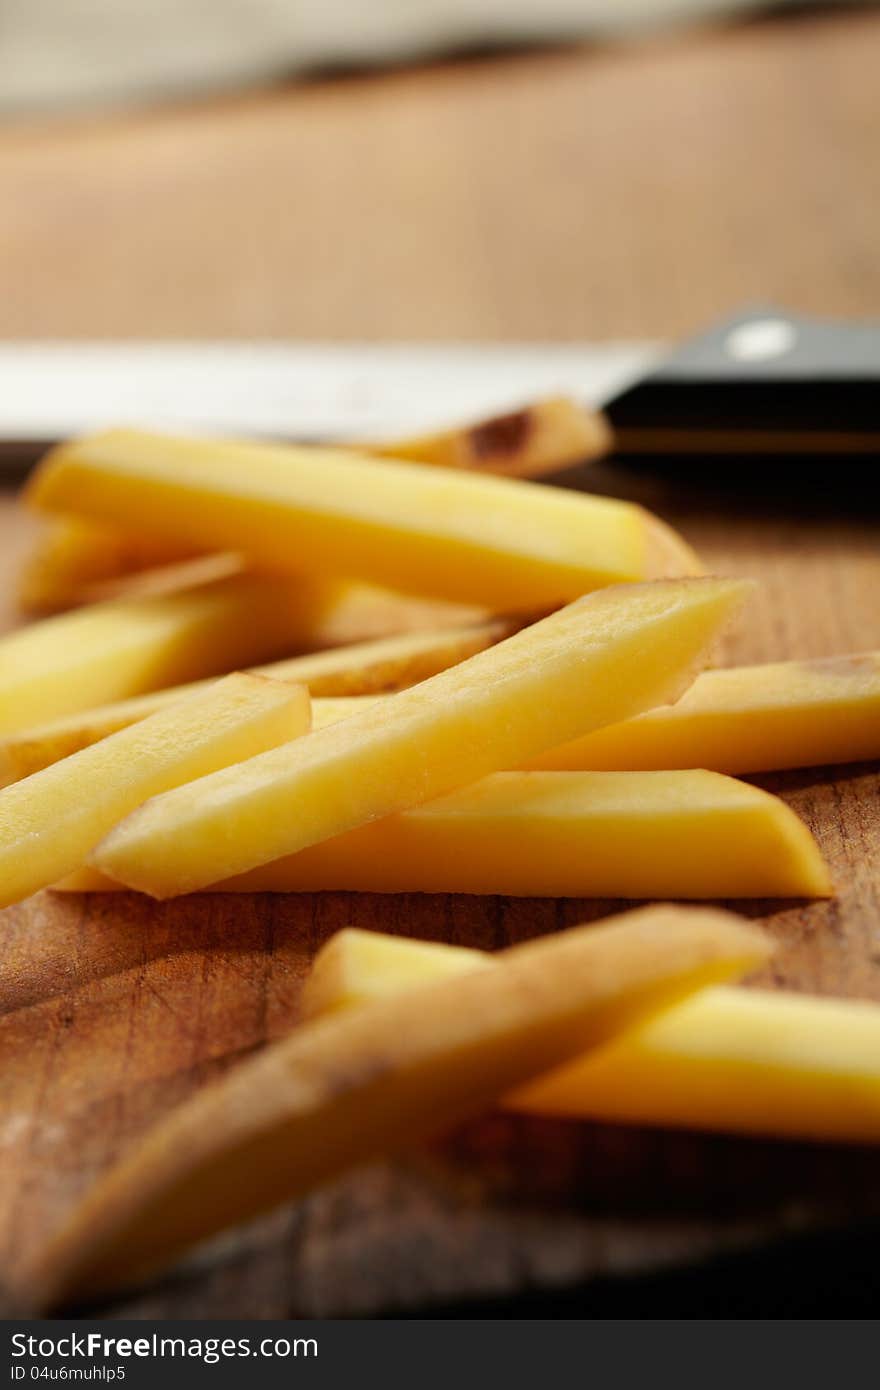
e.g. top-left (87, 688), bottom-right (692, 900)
top-left (605, 307), bottom-right (880, 451)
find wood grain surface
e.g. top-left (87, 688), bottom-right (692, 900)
top-left (1, 9), bottom-right (880, 342)
top-left (0, 462), bottom-right (878, 1317)
top-left (1, 4), bottom-right (879, 1319)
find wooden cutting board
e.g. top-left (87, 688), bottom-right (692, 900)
top-left (1, 463), bottom-right (879, 1318)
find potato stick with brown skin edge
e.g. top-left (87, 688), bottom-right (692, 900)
top-left (0, 674), bottom-right (310, 907)
top-left (27, 906), bottom-right (770, 1310)
top-left (91, 578), bottom-right (752, 898)
top-left (0, 618), bottom-right (524, 786)
top-left (368, 396), bottom-right (610, 478)
top-left (301, 930), bottom-right (880, 1147)
top-left (60, 769), bottom-right (831, 900)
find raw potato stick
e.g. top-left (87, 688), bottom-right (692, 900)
top-left (179, 767), bottom-right (831, 899)
top-left (62, 769), bottom-right (830, 899)
top-left (641, 510), bottom-right (705, 580)
top-left (303, 931), bottom-right (880, 1146)
top-left (0, 572), bottom-right (331, 736)
top-left (20, 402), bottom-right (699, 614)
top-left (278, 578), bottom-right (488, 648)
top-left (18, 400), bottom-right (599, 608)
top-left (30, 429), bottom-right (655, 608)
top-left (301, 929), bottom-right (492, 1017)
top-left (17, 517), bottom-right (194, 613)
top-left (16, 398), bottom-right (623, 612)
top-left (533, 650), bottom-right (880, 775)
top-left (0, 619), bottom-right (522, 785)
top-left (0, 674), bottom-right (310, 907)
top-left (314, 650), bottom-right (880, 775)
top-left (90, 578), bottom-right (752, 897)
top-left (27, 906), bottom-right (770, 1308)
top-left (369, 395), bottom-right (610, 477)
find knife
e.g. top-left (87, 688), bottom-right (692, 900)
top-left (1, 307), bottom-right (877, 481)
top-left (604, 306), bottom-right (880, 462)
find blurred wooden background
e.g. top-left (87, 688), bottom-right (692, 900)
top-left (0, 7), bottom-right (878, 342)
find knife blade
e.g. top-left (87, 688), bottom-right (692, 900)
top-left (1, 308), bottom-right (877, 483)
top-left (0, 342), bottom-right (653, 478)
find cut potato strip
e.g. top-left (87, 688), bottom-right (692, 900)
top-left (90, 579), bottom-right (751, 897)
top-left (315, 650), bottom-right (880, 773)
top-left (18, 400), bottom-right (605, 612)
top-left (0, 674), bottom-right (309, 907)
top-left (536, 649), bottom-right (880, 774)
top-left (641, 510), bottom-right (705, 579)
top-left (61, 770), bottom-right (830, 899)
top-left (310, 697), bottom-right (383, 728)
top-left (16, 399), bottom-right (627, 613)
top-left (172, 767), bottom-right (831, 899)
top-left (18, 517), bottom-right (194, 613)
top-left (20, 530), bottom-right (491, 649)
top-left (285, 578), bottom-right (487, 648)
top-left (20, 518), bottom-right (486, 637)
top-left (300, 929), bottom-right (492, 1019)
top-left (367, 396), bottom-right (610, 478)
top-left (28, 906), bottom-right (769, 1307)
top-left (0, 620), bottom-right (520, 785)
top-left (0, 573), bottom-right (331, 736)
top-left (304, 931), bottom-right (880, 1146)
top-left (21, 403), bottom-right (699, 613)
top-left (25, 593), bottom-right (871, 797)
top-left (30, 429), bottom-right (657, 608)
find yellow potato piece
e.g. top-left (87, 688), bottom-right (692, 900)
top-left (300, 930), bottom-right (491, 1018)
top-left (289, 578), bottom-right (488, 648)
top-left (0, 620), bottom-right (520, 785)
top-left (537, 650), bottom-right (880, 774)
top-left (90, 578), bottom-right (751, 897)
top-left (15, 402), bottom-right (609, 610)
top-left (29, 428), bottom-right (652, 608)
top-left (370, 396), bottom-right (610, 478)
top-left (67, 770), bottom-right (828, 898)
top-left (21, 530), bottom-right (487, 643)
top-left (18, 517), bottom-right (193, 613)
top-left (20, 402), bottom-right (699, 611)
top-left (28, 905), bottom-right (769, 1307)
top-left (304, 930), bottom-right (880, 1146)
top-left (313, 649), bottom-right (880, 775)
top-left (0, 673), bottom-right (309, 908)
top-left (640, 510), bottom-right (705, 580)
top-left (310, 696), bottom-right (384, 727)
top-left (0, 572), bottom-right (334, 736)
top-left (19, 400), bottom-right (606, 612)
